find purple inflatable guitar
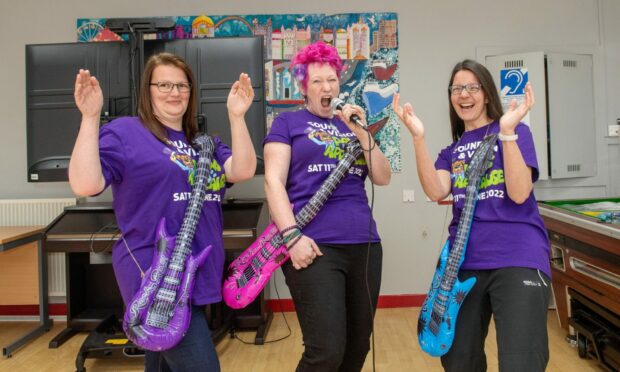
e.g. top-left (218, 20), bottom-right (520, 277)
top-left (123, 135), bottom-right (215, 351)
top-left (223, 140), bottom-right (363, 309)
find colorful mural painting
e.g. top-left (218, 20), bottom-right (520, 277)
top-left (77, 13), bottom-right (401, 171)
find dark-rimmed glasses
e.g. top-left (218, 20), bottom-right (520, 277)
top-left (448, 83), bottom-right (482, 95)
top-left (150, 81), bottom-right (192, 93)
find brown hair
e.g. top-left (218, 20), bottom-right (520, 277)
top-left (137, 53), bottom-right (198, 144)
top-left (448, 59), bottom-right (503, 142)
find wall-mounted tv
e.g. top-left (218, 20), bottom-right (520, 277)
top-left (26, 36), bottom-right (265, 182)
top-left (26, 41), bottom-right (131, 182)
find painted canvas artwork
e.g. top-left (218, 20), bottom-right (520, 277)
top-left (77, 13), bottom-right (401, 171)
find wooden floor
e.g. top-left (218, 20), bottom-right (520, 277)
top-left (0, 308), bottom-right (603, 372)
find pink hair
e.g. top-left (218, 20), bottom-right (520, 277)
top-left (290, 41), bottom-right (344, 92)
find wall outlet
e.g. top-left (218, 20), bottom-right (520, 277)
top-left (608, 124), bottom-right (620, 137)
top-left (403, 189), bottom-right (415, 202)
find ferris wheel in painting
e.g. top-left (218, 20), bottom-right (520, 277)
top-left (77, 21), bottom-right (104, 42)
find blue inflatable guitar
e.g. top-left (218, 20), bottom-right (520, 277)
top-left (418, 133), bottom-right (498, 357)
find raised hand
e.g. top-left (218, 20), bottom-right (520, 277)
top-left (74, 69), bottom-right (103, 119)
top-left (227, 73), bottom-right (254, 119)
top-left (392, 93), bottom-right (425, 138)
top-left (499, 82), bottom-right (535, 134)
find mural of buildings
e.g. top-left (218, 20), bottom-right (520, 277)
top-left (269, 25), bottom-right (312, 61)
top-left (335, 28), bottom-right (348, 59)
top-left (271, 29), bottom-right (283, 59)
top-left (319, 27), bottom-right (334, 46)
top-left (282, 26), bottom-right (296, 60)
top-left (192, 15), bottom-right (214, 38)
top-left (295, 26), bottom-right (312, 55)
top-left (252, 18), bottom-right (273, 60)
top-left (371, 19), bottom-right (397, 53)
top-left (349, 19), bottom-right (370, 59)
top-left (174, 25), bottom-right (192, 39)
top-left (76, 13), bottom-right (401, 171)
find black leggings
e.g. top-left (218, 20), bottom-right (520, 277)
top-left (440, 267), bottom-right (551, 372)
top-left (282, 242), bottom-right (383, 372)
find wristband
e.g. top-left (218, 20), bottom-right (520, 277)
top-left (285, 234), bottom-right (303, 251)
top-left (279, 224), bottom-right (299, 236)
top-left (498, 132), bottom-right (518, 142)
top-left (282, 228), bottom-right (301, 244)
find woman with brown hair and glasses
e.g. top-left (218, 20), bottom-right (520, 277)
top-left (69, 52), bottom-right (256, 371)
top-left (393, 59), bottom-right (551, 372)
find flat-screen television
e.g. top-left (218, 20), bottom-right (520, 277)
top-left (26, 41), bottom-right (131, 182)
top-left (26, 36), bottom-right (265, 182)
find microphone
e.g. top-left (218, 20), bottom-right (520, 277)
top-left (331, 98), bottom-right (367, 128)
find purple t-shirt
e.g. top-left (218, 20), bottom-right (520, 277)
top-left (264, 109), bottom-right (380, 244)
top-left (435, 121), bottom-right (551, 278)
top-left (98, 116), bottom-right (231, 306)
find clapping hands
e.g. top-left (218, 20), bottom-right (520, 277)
top-left (392, 92), bottom-right (425, 138)
top-left (499, 82), bottom-right (535, 134)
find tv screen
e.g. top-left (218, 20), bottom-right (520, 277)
top-left (144, 36), bottom-right (266, 172)
top-left (26, 41), bottom-right (131, 182)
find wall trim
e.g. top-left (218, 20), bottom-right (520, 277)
top-left (266, 294), bottom-right (426, 313)
top-left (0, 294), bottom-right (426, 316)
top-left (0, 304), bottom-right (67, 316)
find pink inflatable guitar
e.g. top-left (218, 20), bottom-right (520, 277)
top-left (223, 140), bottom-right (363, 309)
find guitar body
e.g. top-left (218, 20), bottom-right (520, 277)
top-left (124, 218), bottom-right (212, 351)
top-left (418, 240), bottom-right (476, 357)
top-left (223, 222), bottom-right (290, 309)
top-left (222, 140), bottom-right (364, 310)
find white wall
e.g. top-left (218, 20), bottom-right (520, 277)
top-left (1, 0), bottom-right (618, 298)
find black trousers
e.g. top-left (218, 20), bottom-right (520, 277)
top-left (282, 242), bottom-right (383, 372)
top-left (440, 267), bottom-right (551, 372)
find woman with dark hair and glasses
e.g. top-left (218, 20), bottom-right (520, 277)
top-left (69, 52), bottom-right (256, 371)
top-left (393, 59), bottom-right (551, 371)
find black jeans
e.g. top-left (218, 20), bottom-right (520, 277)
top-left (440, 267), bottom-right (551, 372)
top-left (144, 305), bottom-right (221, 372)
top-left (282, 242), bottom-right (383, 372)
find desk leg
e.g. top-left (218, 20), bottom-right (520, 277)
top-left (253, 311), bottom-right (273, 345)
top-left (2, 239), bottom-right (54, 357)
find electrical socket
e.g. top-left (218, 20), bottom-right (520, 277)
top-left (609, 124), bottom-right (620, 137)
top-left (403, 189), bottom-right (415, 202)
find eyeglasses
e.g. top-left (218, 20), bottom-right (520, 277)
top-left (448, 83), bottom-right (482, 95)
top-left (150, 81), bottom-right (192, 93)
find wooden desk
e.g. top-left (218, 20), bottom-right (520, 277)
top-left (0, 226), bottom-right (53, 357)
top-left (538, 201), bottom-right (620, 331)
top-left (538, 200), bottom-right (620, 369)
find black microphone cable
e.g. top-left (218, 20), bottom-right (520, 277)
top-left (337, 99), bottom-right (378, 372)
top-left (231, 269), bottom-right (293, 345)
top-left (362, 122), bottom-right (377, 372)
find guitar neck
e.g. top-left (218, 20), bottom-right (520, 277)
top-left (440, 135), bottom-right (497, 288)
top-left (173, 136), bottom-right (214, 261)
top-left (295, 140), bottom-right (363, 228)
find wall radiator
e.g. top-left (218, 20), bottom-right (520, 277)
top-left (0, 198), bottom-right (76, 297)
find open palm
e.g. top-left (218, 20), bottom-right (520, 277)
top-left (227, 73), bottom-right (254, 118)
top-left (500, 82), bottom-right (535, 133)
top-left (74, 69), bottom-right (103, 118)
top-left (392, 92), bottom-right (425, 138)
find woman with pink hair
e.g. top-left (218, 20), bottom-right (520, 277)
top-left (264, 41), bottom-right (391, 371)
